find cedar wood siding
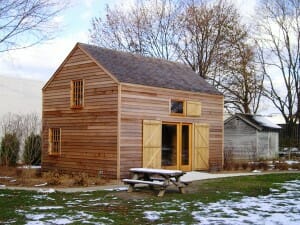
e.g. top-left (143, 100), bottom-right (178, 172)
top-left (119, 83), bottom-right (224, 178)
top-left (42, 47), bottom-right (119, 178)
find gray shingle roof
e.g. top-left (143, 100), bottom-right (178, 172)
top-left (79, 43), bottom-right (221, 95)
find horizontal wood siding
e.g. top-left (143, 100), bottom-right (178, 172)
top-left (120, 83), bottom-right (224, 178)
top-left (42, 47), bottom-right (118, 178)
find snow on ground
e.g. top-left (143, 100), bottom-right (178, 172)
top-left (144, 180), bottom-right (300, 224)
top-left (191, 181), bottom-right (300, 225)
top-left (37, 188), bottom-right (55, 193)
top-left (6, 179), bottom-right (300, 224)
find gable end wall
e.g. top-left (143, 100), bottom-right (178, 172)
top-left (42, 47), bottom-right (119, 178)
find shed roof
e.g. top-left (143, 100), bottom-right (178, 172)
top-left (225, 113), bottom-right (281, 131)
top-left (78, 43), bottom-right (221, 95)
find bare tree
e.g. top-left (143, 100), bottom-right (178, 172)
top-left (255, 0), bottom-right (300, 146)
top-left (89, 0), bottom-right (183, 60)
top-left (178, 0), bottom-right (263, 113)
top-left (177, 0), bottom-right (244, 79)
top-left (0, 0), bottom-right (68, 52)
top-left (214, 41), bottom-right (264, 114)
top-left (89, 0), bottom-right (264, 114)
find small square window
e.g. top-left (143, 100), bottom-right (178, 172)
top-left (49, 128), bottom-right (61, 155)
top-left (71, 79), bottom-right (84, 108)
top-left (171, 100), bottom-right (185, 115)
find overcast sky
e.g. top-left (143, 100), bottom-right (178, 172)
top-left (0, 0), bottom-right (257, 82)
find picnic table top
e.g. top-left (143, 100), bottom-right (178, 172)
top-left (129, 168), bottom-right (185, 176)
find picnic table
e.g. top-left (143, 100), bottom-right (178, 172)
top-left (123, 168), bottom-right (189, 197)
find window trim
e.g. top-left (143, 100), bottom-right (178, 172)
top-left (70, 79), bottom-right (84, 109)
top-left (170, 99), bottom-right (186, 116)
top-left (48, 128), bottom-right (61, 156)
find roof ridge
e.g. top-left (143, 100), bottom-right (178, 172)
top-left (78, 42), bottom-right (191, 70)
top-left (78, 42), bottom-right (221, 95)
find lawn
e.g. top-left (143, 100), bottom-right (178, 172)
top-left (0, 173), bottom-right (299, 225)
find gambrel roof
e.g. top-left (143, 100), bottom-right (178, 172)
top-left (78, 43), bottom-right (220, 95)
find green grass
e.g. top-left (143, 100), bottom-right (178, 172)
top-left (0, 172), bottom-right (299, 224)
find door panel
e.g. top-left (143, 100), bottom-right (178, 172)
top-left (193, 123), bottom-right (209, 170)
top-left (143, 120), bottom-right (162, 168)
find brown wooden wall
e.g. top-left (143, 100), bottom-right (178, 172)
top-left (119, 83), bottom-right (224, 178)
top-left (42, 47), bottom-right (119, 178)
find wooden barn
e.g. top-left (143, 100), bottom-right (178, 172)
top-left (224, 114), bottom-right (281, 162)
top-left (42, 43), bottom-right (224, 179)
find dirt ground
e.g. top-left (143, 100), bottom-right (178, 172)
top-left (0, 166), bottom-right (115, 188)
top-left (0, 160), bottom-right (299, 192)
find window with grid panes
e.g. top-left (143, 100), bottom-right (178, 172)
top-left (49, 128), bottom-right (61, 155)
top-left (71, 79), bottom-right (84, 108)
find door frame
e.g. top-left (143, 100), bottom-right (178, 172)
top-left (161, 122), bottom-right (192, 171)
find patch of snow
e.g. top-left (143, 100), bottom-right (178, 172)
top-left (0, 176), bottom-right (12, 179)
top-left (88, 198), bottom-right (103, 202)
top-left (34, 183), bottom-right (48, 187)
top-left (25, 221), bottom-right (46, 225)
top-left (73, 211), bottom-right (95, 220)
top-left (50, 218), bottom-right (73, 224)
top-left (252, 170), bottom-right (262, 173)
top-left (26, 214), bottom-right (46, 220)
top-left (0, 184), bottom-right (6, 187)
top-left (144, 211), bottom-right (161, 221)
top-left (32, 195), bottom-right (55, 201)
top-left (104, 187), bottom-right (128, 191)
top-left (31, 206), bottom-right (63, 210)
top-left (286, 160), bottom-right (299, 165)
top-left (37, 188), bottom-right (55, 193)
top-left (19, 165), bottom-right (41, 169)
top-left (191, 180), bottom-right (300, 225)
top-left (253, 116), bottom-right (281, 129)
top-left (9, 179), bottom-right (17, 182)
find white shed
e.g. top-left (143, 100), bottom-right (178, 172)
top-left (224, 114), bottom-right (281, 162)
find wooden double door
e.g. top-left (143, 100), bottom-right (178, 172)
top-left (142, 120), bottom-right (209, 171)
top-left (161, 123), bottom-right (191, 171)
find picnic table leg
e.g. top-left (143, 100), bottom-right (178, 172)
top-left (179, 186), bottom-right (186, 194)
top-left (175, 176), bottom-right (186, 194)
top-left (158, 187), bottom-right (166, 197)
top-left (127, 183), bottom-right (135, 192)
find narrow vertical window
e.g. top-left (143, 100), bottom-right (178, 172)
top-left (71, 79), bottom-right (84, 108)
top-left (49, 128), bottom-right (61, 155)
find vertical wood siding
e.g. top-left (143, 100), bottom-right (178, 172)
top-left (224, 118), bottom-right (279, 161)
top-left (224, 118), bottom-right (257, 161)
top-left (42, 47), bottom-right (118, 178)
top-left (119, 83), bottom-right (224, 178)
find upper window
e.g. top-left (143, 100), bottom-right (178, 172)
top-left (49, 128), bottom-right (61, 155)
top-left (71, 79), bottom-right (84, 108)
top-left (171, 100), bottom-right (185, 115)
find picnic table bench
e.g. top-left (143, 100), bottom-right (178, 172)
top-left (123, 168), bottom-right (190, 197)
